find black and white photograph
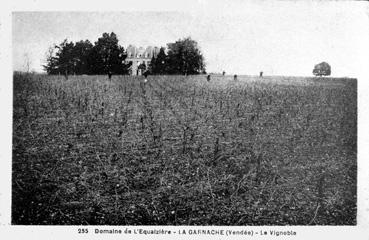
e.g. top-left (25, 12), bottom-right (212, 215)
top-left (2, 0), bottom-right (369, 238)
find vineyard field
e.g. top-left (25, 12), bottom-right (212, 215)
top-left (12, 73), bottom-right (357, 225)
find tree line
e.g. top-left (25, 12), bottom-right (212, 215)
top-left (43, 32), bottom-right (206, 79)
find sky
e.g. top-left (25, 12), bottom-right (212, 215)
top-left (12, 1), bottom-right (368, 77)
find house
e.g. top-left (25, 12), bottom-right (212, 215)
top-left (125, 45), bottom-right (160, 75)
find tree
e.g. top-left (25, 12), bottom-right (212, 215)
top-left (53, 39), bottom-right (76, 79)
top-left (43, 33), bottom-right (130, 77)
top-left (86, 45), bottom-right (105, 75)
top-left (149, 47), bottom-right (167, 75)
top-left (149, 56), bottom-right (156, 74)
top-left (72, 40), bottom-right (93, 74)
top-left (43, 45), bottom-right (60, 74)
top-left (93, 32), bottom-right (129, 79)
top-left (166, 37), bottom-right (205, 75)
top-left (313, 62), bottom-right (331, 77)
top-left (23, 53), bottom-right (32, 73)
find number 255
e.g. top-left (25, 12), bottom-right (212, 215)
top-left (78, 228), bottom-right (88, 234)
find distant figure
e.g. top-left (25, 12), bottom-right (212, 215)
top-left (64, 70), bottom-right (68, 80)
top-left (259, 71), bottom-right (263, 77)
top-left (207, 74), bottom-right (211, 82)
top-left (234, 74), bottom-right (237, 80)
top-left (108, 71), bottom-right (112, 80)
top-left (143, 71), bottom-right (149, 83)
top-left (222, 71), bottom-right (226, 76)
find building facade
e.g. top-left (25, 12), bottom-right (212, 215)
top-left (125, 45), bottom-right (160, 75)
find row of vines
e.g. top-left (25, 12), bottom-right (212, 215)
top-left (12, 73), bottom-right (356, 225)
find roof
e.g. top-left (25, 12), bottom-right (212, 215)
top-left (126, 45), bottom-right (160, 59)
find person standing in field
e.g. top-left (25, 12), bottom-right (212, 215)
top-left (143, 71), bottom-right (149, 83)
top-left (140, 71), bottom-right (149, 92)
top-left (207, 74), bottom-right (211, 82)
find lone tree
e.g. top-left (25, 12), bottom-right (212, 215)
top-left (23, 53), bottom-right (32, 73)
top-left (313, 62), bottom-right (331, 77)
top-left (166, 37), bottom-right (205, 75)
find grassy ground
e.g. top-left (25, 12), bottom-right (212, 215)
top-left (12, 73), bottom-right (357, 225)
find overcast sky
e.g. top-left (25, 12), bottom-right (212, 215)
top-left (12, 1), bottom-right (368, 77)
